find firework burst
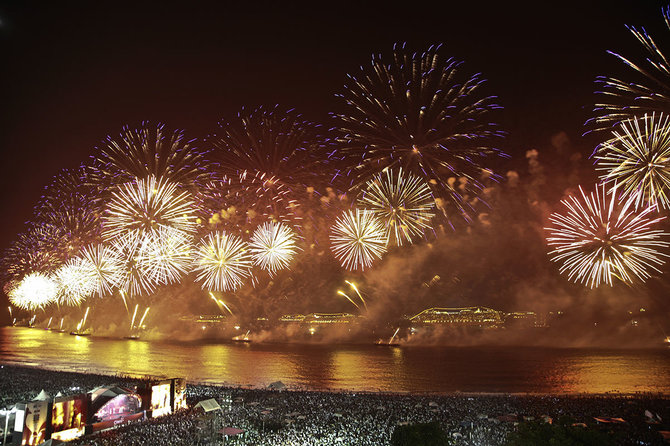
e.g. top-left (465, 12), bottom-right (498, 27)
top-left (209, 106), bottom-right (333, 222)
top-left (93, 122), bottom-right (209, 185)
top-left (78, 244), bottom-right (124, 298)
top-left (249, 221), bottom-right (299, 274)
top-left (358, 168), bottom-right (435, 245)
top-left (103, 175), bottom-right (197, 241)
top-left (1, 224), bottom-right (68, 282)
top-left (334, 43), bottom-right (505, 221)
top-left (111, 232), bottom-right (156, 297)
top-left (192, 231), bottom-right (253, 291)
top-left (330, 209), bottom-right (388, 271)
top-left (9, 272), bottom-right (58, 311)
top-left (591, 6), bottom-right (670, 131)
top-left (136, 226), bottom-right (193, 286)
top-left (34, 167), bottom-right (103, 254)
top-left (596, 113), bottom-right (670, 209)
top-left (546, 184), bottom-right (670, 288)
top-left (55, 259), bottom-right (96, 306)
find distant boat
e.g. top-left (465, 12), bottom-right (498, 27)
top-left (232, 330), bottom-right (252, 343)
top-left (375, 340), bottom-right (400, 347)
top-left (69, 331), bottom-right (91, 336)
top-left (124, 335), bottom-right (140, 340)
top-left (232, 337), bottom-right (252, 343)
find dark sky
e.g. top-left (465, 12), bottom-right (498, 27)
top-left (0, 0), bottom-right (667, 314)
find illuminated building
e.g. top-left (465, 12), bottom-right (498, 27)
top-left (279, 313), bottom-right (364, 337)
top-left (280, 313), bottom-right (360, 325)
top-left (409, 307), bottom-right (504, 328)
top-left (178, 314), bottom-right (225, 326)
top-left (504, 311), bottom-right (539, 328)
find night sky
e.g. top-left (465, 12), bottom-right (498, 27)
top-left (0, 0), bottom-right (668, 321)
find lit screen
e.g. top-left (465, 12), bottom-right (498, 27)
top-left (173, 378), bottom-right (187, 411)
top-left (51, 397), bottom-right (85, 434)
top-left (150, 383), bottom-right (172, 418)
top-left (21, 401), bottom-right (48, 446)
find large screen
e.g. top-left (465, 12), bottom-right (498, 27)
top-left (150, 381), bottom-right (172, 418)
top-left (21, 401), bottom-right (49, 446)
top-left (94, 394), bottom-right (142, 422)
top-left (51, 395), bottom-right (86, 441)
top-left (173, 378), bottom-right (187, 411)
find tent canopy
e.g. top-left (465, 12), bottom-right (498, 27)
top-left (89, 386), bottom-right (130, 401)
top-left (89, 386), bottom-right (134, 415)
top-left (194, 399), bottom-right (221, 413)
top-left (268, 381), bottom-right (286, 390)
top-left (33, 390), bottom-right (50, 401)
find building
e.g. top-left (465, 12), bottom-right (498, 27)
top-left (409, 307), bottom-right (504, 329)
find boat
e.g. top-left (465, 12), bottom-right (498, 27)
top-left (232, 336), bottom-right (252, 343)
top-left (375, 340), bottom-right (400, 347)
top-left (232, 330), bottom-right (252, 343)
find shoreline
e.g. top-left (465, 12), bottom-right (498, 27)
top-left (3, 362), bottom-right (670, 400)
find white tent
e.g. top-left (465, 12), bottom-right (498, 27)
top-left (89, 386), bottom-right (130, 402)
top-left (33, 390), bottom-right (50, 401)
top-left (194, 399), bottom-right (221, 413)
top-left (88, 386), bottom-right (133, 414)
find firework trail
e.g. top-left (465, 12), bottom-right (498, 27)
top-left (130, 304), bottom-right (139, 330)
top-left (358, 168), bottom-right (435, 245)
top-left (546, 184), bottom-right (670, 288)
top-left (249, 221), bottom-right (299, 274)
top-left (595, 113), bottom-right (670, 209)
top-left (330, 209), bottom-right (388, 271)
top-left (345, 280), bottom-right (368, 311)
top-left (209, 292), bottom-right (235, 316)
top-left (337, 290), bottom-right (361, 310)
top-left (334, 43), bottom-right (505, 221)
top-left (192, 231), bottom-right (253, 291)
top-left (76, 307), bottom-right (90, 331)
top-left (138, 306), bottom-right (150, 328)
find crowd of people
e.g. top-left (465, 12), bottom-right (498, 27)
top-left (1, 365), bottom-right (669, 445)
top-left (0, 365), bottom-right (139, 409)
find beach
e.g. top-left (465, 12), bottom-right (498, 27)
top-left (2, 364), bottom-right (670, 445)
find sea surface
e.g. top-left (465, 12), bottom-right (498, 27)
top-left (1, 327), bottom-right (669, 394)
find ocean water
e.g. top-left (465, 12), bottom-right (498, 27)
top-left (2, 327), bottom-right (669, 394)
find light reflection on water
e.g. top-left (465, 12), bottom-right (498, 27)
top-left (1, 327), bottom-right (669, 394)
